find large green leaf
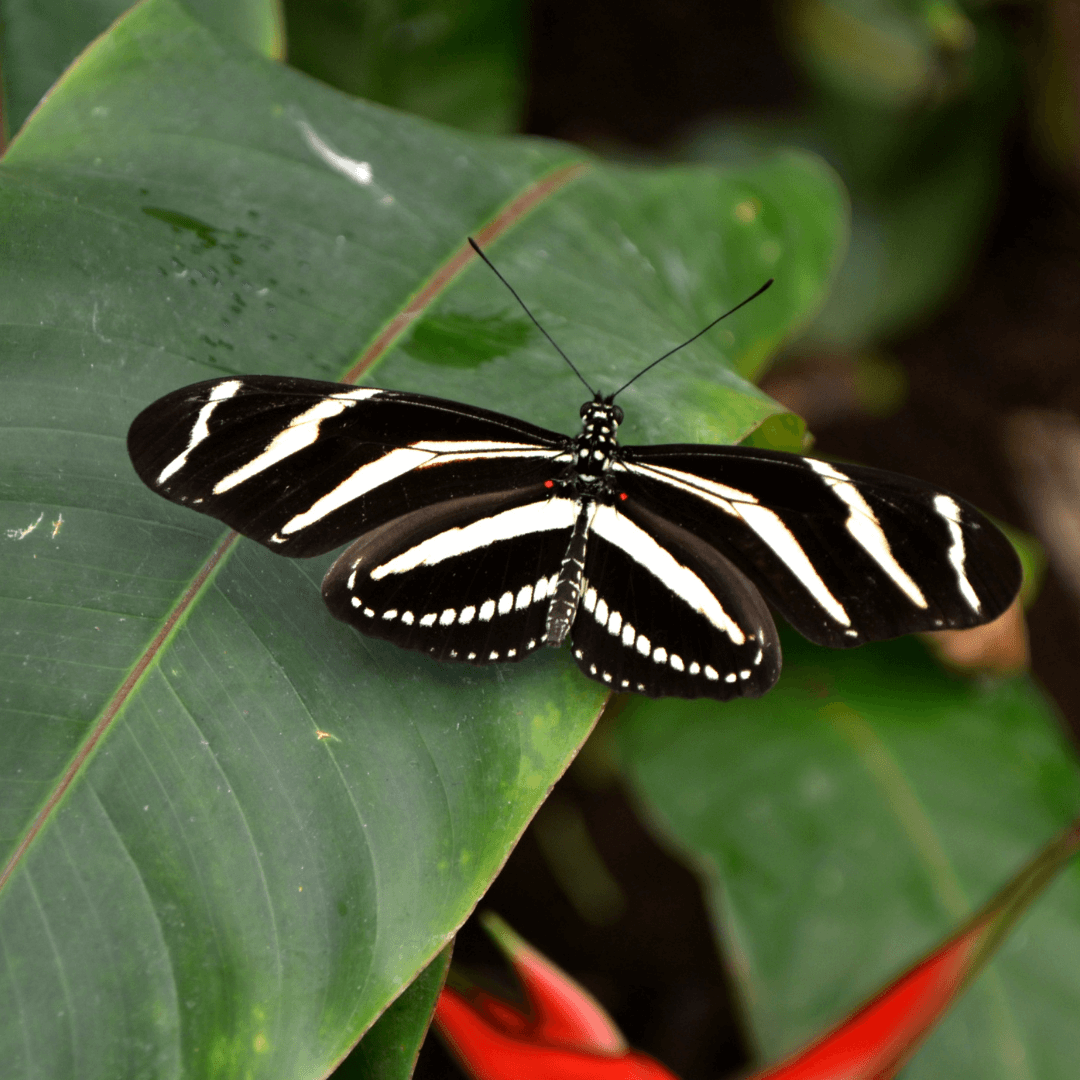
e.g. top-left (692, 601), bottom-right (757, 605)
top-left (0, 1), bottom-right (846, 1077)
top-left (618, 632), bottom-right (1080, 1079)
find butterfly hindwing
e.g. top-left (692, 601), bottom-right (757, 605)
top-left (127, 375), bottom-right (569, 557)
top-left (569, 501), bottom-right (781, 699)
top-left (618, 445), bottom-right (1022, 647)
top-left (322, 485), bottom-right (577, 664)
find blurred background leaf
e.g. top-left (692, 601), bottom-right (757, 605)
top-left (283, 0), bottom-right (526, 135)
top-left (683, 2), bottom-right (1020, 355)
top-left (618, 631), bottom-right (1080, 1079)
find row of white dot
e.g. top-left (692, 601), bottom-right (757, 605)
top-left (580, 585), bottom-right (718, 676)
top-left (580, 585), bottom-right (764, 685)
top-left (349, 572), bottom-right (560, 629)
top-left (444, 640), bottom-right (541, 662)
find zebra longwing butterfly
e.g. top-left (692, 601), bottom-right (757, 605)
top-left (127, 248), bottom-right (1021, 701)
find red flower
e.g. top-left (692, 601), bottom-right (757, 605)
top-left (434, 822), bottom-right (1079, 1080)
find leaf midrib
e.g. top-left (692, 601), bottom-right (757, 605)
top-left (0, 160), bottom-right (593, 899)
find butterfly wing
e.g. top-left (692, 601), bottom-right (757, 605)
top-left (127, 375), bottom-right (570, 557)
top-left (569, 501), bottom-right (781, 700)
top-left (322, 485), bottom-right (577, 664)
top-left (129, 377), bottom-right (1022, 693)
top-left (617, 445), bottom-right (1022, 648)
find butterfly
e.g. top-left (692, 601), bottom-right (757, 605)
top-left (127, 242), bottom-right (1021, 700)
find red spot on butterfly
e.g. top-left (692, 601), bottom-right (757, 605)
top-left (619, 492), bottom-right (628, 501)
top-left (544, 480), bottom-right (554, 489)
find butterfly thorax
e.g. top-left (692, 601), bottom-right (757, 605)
top-left (572, 400), bottom-right (623, 481)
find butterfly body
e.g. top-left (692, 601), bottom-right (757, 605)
top-left (128, 375), bottom-right (1021, 701)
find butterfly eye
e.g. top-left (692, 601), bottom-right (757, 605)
top-left (579, 402), bottom-right (591, 419)
top-left (611, 405), bottom-right (624, 424)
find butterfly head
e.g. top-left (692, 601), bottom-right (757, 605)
top-left (574, 397), bottom-right (623, 477)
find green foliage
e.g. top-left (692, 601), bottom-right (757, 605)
top-left (688, 0), bottom-right (1020, 350)
top-left (282, 0), bottom-right (526, 136)
top-left (619, 631), bottom-right (1080, 1078)
top-left (334, 948), bottom-right (451, 1080)
top-left (0, 1), bottom-right (844, 1077)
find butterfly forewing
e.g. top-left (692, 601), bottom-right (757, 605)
top-left (127, 375), bottom-right (569, 557)
top-left (618, 446), bottom-right (1022, 647)
top-left (570, 502), bottom-right (781, 699)
top-left (322, 485), bottom-right (577, 663)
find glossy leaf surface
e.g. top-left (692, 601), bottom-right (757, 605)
top-left (0, 1), bottom-right (845, 1077)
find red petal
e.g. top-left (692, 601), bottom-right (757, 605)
top-left (435, 989), bottom-right (676, 1080)
top-left (753, 927), bottom-right (979, 1079)
top-left (483, 914), bottom-right (627, 1053)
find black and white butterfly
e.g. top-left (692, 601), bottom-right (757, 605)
top-left (128, 247), bottom-right (1021, 701)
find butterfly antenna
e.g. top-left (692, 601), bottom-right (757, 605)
top-left (468, 237), bottom-right (596, 397)
top-left (611, 278), bottom-right (774, 399)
